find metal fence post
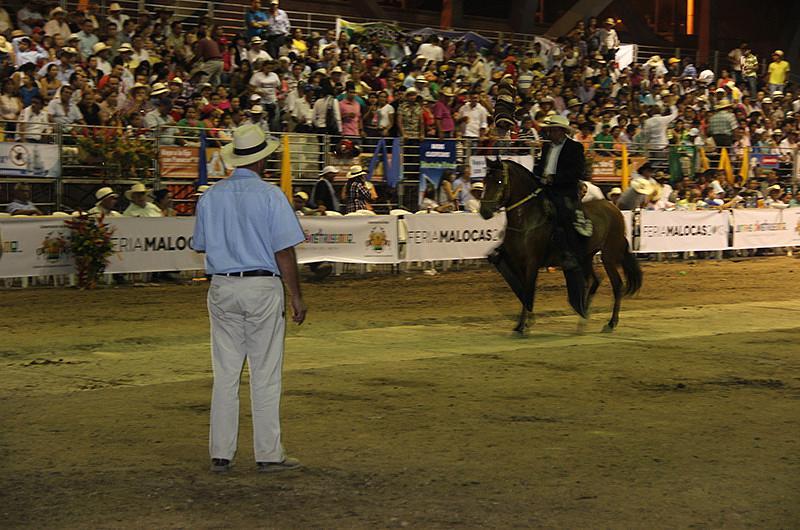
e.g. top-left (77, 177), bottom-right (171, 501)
top-left (56, 124), bottom-right (63, 211)
top-left (793, 147), bottom-right (799, 196)
top-left (154, 125), bottom-right (161, 190)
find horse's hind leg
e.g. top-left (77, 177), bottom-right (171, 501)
top-left (602, 257), bottom-right (623, 332)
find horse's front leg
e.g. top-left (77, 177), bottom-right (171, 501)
top-left (513, 264), bottom-right (539, 335)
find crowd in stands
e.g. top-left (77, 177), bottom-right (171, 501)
top-left (0, 1), bottom-right (797, 216)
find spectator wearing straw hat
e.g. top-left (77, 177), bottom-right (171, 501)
top-left (708, 99), bottom-right (738, 148)
top-left (123, 183), bottom-right (162, 217)
top-left (107, 3), bottom-right (129, 31)
top-left (344, 165), bottom-right (375, 213)
top-left (44, 7), bottom-right (70, 41)
top-left (767, 50), bottom-right (790, 95)
top-left (89, 187), bottom-right (122, 217)
top-left (193, 123), bottom-right (306, 474)
top-left (598, 17), bottom-right (620, 63)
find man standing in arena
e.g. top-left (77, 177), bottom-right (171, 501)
top-left (193, 124), bottom-right (306, 474)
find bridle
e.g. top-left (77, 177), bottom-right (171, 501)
top-left (481, 160), bottom-right (542, 216)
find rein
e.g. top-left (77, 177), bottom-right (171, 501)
top-left (490, 161), bottom-right (548, 234)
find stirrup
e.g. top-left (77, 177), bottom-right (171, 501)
top-left (574, 210), bottom-right (593, 237)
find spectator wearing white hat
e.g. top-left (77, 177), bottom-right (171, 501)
top-left (193, 123), bottom-right (306, 474)
top-left (107, 3), bottom-right (130, 32)
top-left (44, 7), bottom-right (71, 41)
top-left (89, 187), bottom-right (122, 217)
top-left (343, 165), bottom-right (375, 213)
top-left (310, 166), bottom-right (341, 213)
top-left (464, 181), bottom-right (483, 213)
top-left (123, 183), bottom-right (162, 217)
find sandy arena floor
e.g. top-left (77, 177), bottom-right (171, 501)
top-left (1, 257), bottom-right (799, 529)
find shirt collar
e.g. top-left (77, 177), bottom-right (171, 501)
top-left (231, 167), bottom-right (261, 179)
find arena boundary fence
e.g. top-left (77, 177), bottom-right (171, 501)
top-left (1, 208), bottom-right (798, 286)
top-left (3, 123), bottom-right (798, 214)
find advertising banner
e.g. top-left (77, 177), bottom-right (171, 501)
top-left (0, 217), bottom-right (74, 278)
top-left (402, 212), bottom-right (506, 262)
top-left (335, 18), bottom-right (401, 46)
top-left (469, 155), bottom-right (534, 178)
top-left (296, 215), bottom-right (399, 264)
top-left (621, 210), bottom-right (634, 246)
top-left (158, 146), bottom-right (232, 180)
top-left (105, 217), bottom-right (204, 273)
top-left (732, 208), bottom-right (800, 249)
top-left (638, 210), bottom-right (730, 252)
top-left (418, 140), bottom-right (457, 206)
top-left (0, 142), bottom-right (61, 178)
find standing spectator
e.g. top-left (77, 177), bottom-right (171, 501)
top-left (361, 92), bottom-right (382, 138)
top-left (417, 36), bottom-right (444, 63)
top-left (192, 124), bottom-right (306, 474)
top-left (708, 100), bottom-right (738, 148)
top-left (767, 50), bottom-right (790, 94)
top-left (264, 0), bottom-right (290, 60)
top-left (344, 165), bottom-right (375, 213)
top-left (458, 90), bottom-right (489, 140)
top-left (377, 90), bottom-right (395, 136)
top-left (339, 82), bottom-right (362, 138)
top-left (6, 183), bottom-right (41, 215)
top-left (728, 42), bottom-right (746, 85)
top-left (245, 0), bottom-right (269, 40)
top-left (397, 87), bottom-right (423, 139)
top-left (432, 87), bottom-right (455, 138)
top-left (641, 94), bottom-right (678, 156)
top-left (310, 166), bottom-right (340, 212)
top-left (598, 18), bottom-right (619, 62)
top-left (740, 45), bottom-right (759, 96)
top-left (17, 96), bottom-right (50, 142)
top-left (250, 59), bottom-right (281, 130)
top-left (123, 183), bottom-right (163, 217)
top-left (193, 26), bottom-right (225, 87)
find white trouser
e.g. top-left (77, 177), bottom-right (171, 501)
top-left (207, 275), bottom-right (286, 463)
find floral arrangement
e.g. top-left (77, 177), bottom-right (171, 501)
top-left (73, 128), bottom-right (156, 177)
top-left (63, 214), bottom-right (116, 289)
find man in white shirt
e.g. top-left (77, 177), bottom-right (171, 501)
top-left (17, 97), bottom-right (51, 142)
top-left (249, 60), bottom-right (282, 129)
top-left (599, 18), bottom-right (620, 62)
top-left (642, 94), bottom-right (678, 153)
top-left (417, 36), bottom-right (444, 63)
top-left (458, 91), bottom-right (489, 139)
top-left (377, 91), bottom-right (395, 135)
top-left (247, 37), bottom-right (272, 64)
top-left (123, 183), bottom-right (163, 217)
top-left (107, 3), bottom-right (130, 31)
top-left (47, 85), bottom-right (84, 126)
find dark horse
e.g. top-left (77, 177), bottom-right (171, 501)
top-left (479, 159), bottom-right (642, 333)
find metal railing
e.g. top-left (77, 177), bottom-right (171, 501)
top-left (2, 120), bottom-right (799, 213)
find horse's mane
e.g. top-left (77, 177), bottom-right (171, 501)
top-left (498, 159), bottom-right (543, 190)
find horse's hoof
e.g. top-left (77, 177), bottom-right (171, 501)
top-left (601, 323), bottom-right (615, 333)
top-left (513, 327), bottom-right (527, 337)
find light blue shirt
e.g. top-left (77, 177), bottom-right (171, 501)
top-left (192, 168), bottom-right (304, 275)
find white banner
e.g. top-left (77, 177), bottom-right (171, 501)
top-left (402, 212), bottom-right (505, 261)
top-left (732, 208), bottom-right (800, 249)
top-left (469, 155), bottom-right (534, 178)
top-left (0, 217), bottom-right (74, 278)
top-left (638, 210), bottom-right (729, 252)
top-left (106, 217), bottom-right (203, 273)
top-left (0, 141), bottom-right (60, 178)
top-left (296, 215), bottom-right (398, 264)
top-left (621, 210), bottom-right (633, 246)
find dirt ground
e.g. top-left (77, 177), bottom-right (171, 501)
top-left (1, 257), bottom-right (799, 529)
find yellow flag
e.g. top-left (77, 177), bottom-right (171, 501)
top-left (698, 147), bottom-right (710, 172)
top-left (739, 146), bottom-right (749, 185)
top-left (280, 134), bottom-right (292, 200)
top-left (717, 147), bottom-right (734, 184)
top-left (620, 144), bottom-right (630, 190)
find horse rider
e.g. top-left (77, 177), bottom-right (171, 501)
top-left (534, 114), bottom-right (591, 316)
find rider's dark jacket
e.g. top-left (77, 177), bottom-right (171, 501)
top-left (533, 137), bottom-right (585, 196)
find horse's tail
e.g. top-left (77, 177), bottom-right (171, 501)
top-left (621, 242), bottom-right (643, 296)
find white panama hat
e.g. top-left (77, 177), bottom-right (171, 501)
top-left (541, 114), bottom-right (572, 130)
top-left (95, 187), bottom-right (118, 205)
top-left (220, 124), bottom-right (279, 167)
top-left (124, 182), bottom-right (150, 200)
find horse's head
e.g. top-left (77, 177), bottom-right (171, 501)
top-left (479, 158), bottom-right (508, 220)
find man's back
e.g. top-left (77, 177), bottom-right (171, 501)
top-left (194, 170), bottom-right (303, 274)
